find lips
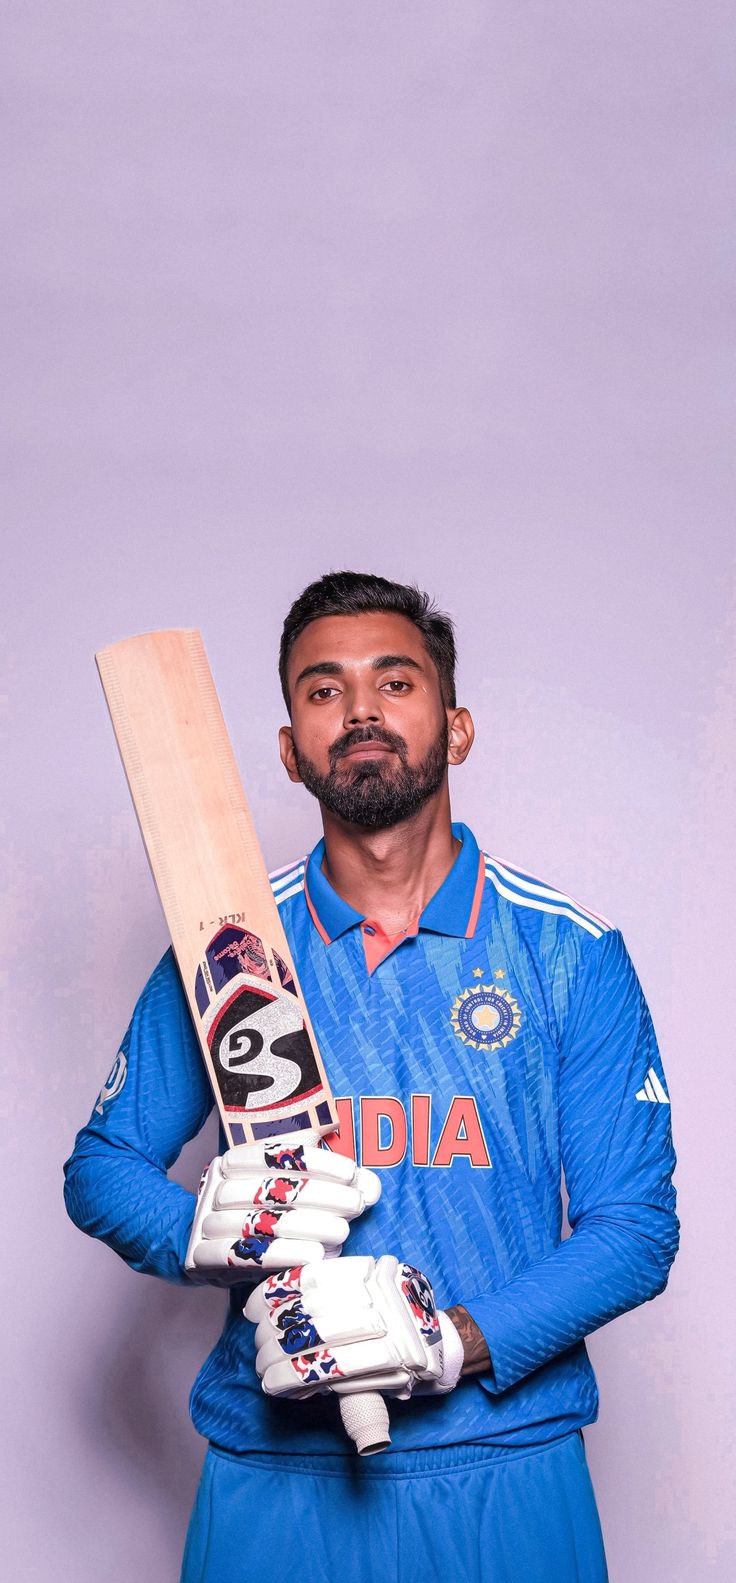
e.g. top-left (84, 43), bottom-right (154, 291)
top-left (340, 743), bottom-right (395, 759)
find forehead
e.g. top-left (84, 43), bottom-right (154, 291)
top-left (288, 611), bottom-right (430, 676)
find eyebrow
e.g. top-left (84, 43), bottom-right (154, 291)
top-left (294, 654), bottom-right (424, 688)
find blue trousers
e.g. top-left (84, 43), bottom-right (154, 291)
top-left (181, 1431), bottom-right (608, 1583)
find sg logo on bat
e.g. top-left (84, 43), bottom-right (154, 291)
top-left (193, 924), bottom-right (321, 1114)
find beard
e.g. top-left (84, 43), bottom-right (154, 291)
top-left (292, 718), bottom-right (450, 831)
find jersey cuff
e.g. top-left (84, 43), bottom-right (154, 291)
top-left (460, 1293), bottom-right (539, 1395)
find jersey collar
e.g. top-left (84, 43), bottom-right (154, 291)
top-left (303, 821), bottom-right (485, 945)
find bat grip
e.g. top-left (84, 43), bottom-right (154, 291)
top-left (338, 1391), bottom-right (391, 1456)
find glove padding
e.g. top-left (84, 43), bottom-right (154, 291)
top-left (185, 1142), bottom-right (381, 1283)
top-left (244, 1254), bottom-right (464, 1400)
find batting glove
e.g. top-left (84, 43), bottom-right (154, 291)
top-left (185, 1143), bottom-right (381, 1283)
top-left (244, 1255), bottom-right (464, 1399)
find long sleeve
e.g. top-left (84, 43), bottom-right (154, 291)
top-left (63, 949), bottom-right (214, 1284)
top-left (462, 928), bottom-right (679, 1393)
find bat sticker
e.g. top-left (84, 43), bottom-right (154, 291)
top-left (199, 932), bottom-right (321, 1114)
top-left (273, 950), bottom-right (298, 995)
top-left (207, 925), bottom-right (270, 987)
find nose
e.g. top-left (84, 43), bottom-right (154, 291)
top-left (343, 684), bottom-right (384, 729)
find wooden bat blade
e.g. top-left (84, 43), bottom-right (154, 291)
top-left (95, 628), bottom-right (337, 1146)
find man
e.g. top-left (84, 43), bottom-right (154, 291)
top-left (65, 570), bottom-right (679, 1582)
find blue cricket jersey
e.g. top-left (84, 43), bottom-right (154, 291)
top-left (64, 823), bottom-right (679, 1453)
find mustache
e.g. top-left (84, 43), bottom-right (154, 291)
top-left (329, 727), bottom-right (408, 767)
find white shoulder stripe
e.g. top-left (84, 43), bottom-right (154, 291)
top-left (270, 861), bottom-right (306, 894)
top-left (485, 852), bottom-right (613, 932)
top-left (267, 861), bottom-right (305, 886)
top-left (275, 880), bottom-right (305, 907)
top-left (484, 865), bottom-right (604, 938)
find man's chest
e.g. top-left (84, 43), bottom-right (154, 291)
top-left (289, 919), bottom-right (563, 1183)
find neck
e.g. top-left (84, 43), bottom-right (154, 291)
top-left (319, 784), bottom-right (460, 934)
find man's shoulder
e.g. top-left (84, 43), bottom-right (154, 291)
top-left (135, 944), bottom-right (191, 1016)
top-left (268, 856), bottom-right (308, 908)
top-left (480, 846), bottom-right (616, 945)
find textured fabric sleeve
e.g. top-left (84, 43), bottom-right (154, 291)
top-left (462, 928), bottom-right (679, 1393)
top-left (63, 948), bottom-right (214, 1284)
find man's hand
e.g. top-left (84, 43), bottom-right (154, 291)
top-left (444, 1303), bottom-right (491, 1375)
top-left (185, 1142), bottom-right (381, 1283)
top-left (244, 1255), bottom-right (464, 1400)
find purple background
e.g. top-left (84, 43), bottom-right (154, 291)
top-left (3, 4), bottom-right (734, 1578)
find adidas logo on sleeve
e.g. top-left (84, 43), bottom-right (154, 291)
top-left (635, 1067), bottom-right (670, 1104)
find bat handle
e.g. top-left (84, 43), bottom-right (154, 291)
top-left (338, 1391), bottom-right (391, 1456)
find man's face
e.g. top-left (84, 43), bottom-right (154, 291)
top-left (280, 612), bottom-right (454, 831)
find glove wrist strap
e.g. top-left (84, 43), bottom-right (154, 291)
top-left (437, 1310), bottom-right (465, 1390)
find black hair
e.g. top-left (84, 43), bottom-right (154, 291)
top-left (279, 570), bottom-right (457, 713)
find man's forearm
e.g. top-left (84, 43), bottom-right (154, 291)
top-left (445, 1304), bottom-right (491, 1376)
top-left (63, 1125), bottom-right (197, 1284)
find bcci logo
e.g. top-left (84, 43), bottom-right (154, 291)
top-left (450, 983), bottom-right (522, 1051)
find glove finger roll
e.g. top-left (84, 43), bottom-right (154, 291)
top-left (222, 1143), bottom-right (366, 1187)
top-left (254, 1299), bottom-right (385, 1359)
top-left (261, 1338), bottom-right (411, 1397)
top-left (214, 1177), bottom-right (365, 1218)
top-left (201, 1208), bottom-right (350, 1245)
top-left (243, 1256), bottom-right (377, 1323)
top-left (192, 1239), bottom-right (326, 1272)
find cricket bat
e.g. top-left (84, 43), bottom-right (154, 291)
top-left (95, 628), bottom-right (390, 1456)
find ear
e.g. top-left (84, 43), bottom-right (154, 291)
top-left (447, 707), bottom-right (474, 766)
top-left (279, 724), bottom-right (303, 784)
